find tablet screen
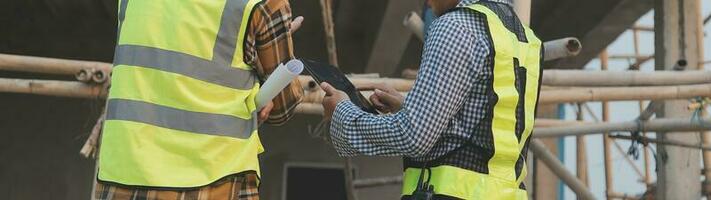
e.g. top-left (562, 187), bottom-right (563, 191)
top-left (301, 59), bottom-right (378, 114)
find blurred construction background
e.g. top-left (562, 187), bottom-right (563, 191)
top-left (1, 0), bottom-right (711, 199)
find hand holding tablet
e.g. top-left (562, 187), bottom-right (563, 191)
top-left (301, 59), bottom-right (379, 114)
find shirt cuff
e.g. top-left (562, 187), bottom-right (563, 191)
top-left (329, 100), bottom-right (361, 157)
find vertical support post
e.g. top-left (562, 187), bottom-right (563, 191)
top-left (319, 0), bottom-right (339, 66)
top-left (599, 50), bottom-right (614, 199)
top-left (654, 0), bottom-right (703, 199)
top-left (632, 26), bottom-right (653, 188)
top-left (531, 139), bottom-right (597, 200)
top-left (575, 103), bottom-right (589, 188)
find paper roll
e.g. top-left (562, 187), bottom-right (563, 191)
top-left (256, 59), bottom-right (304, 109)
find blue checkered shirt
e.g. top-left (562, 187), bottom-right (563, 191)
top-left (330, 0), bottom-right (514, 165)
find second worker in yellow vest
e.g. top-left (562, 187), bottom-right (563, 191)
top-left (94, 0), bottom-right (304, 199)
top-left (321, 0), bottom-right (542, 199)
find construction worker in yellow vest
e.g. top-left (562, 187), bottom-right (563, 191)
top-left (93, 0), bottom-right (304, 199)
top-left (321, 0), bottom-right (542, 199)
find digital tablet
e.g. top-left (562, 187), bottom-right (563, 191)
top-left (301, 59), bottom-right (379, 114)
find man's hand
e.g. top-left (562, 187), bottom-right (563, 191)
top-left (362, 84), bottom-right (404, 113)
top-left (290, 16), bottom-right (304, 34)
top-left (258, 101), bottom-right (274, 124)
top-left (320, 82), bottom-right (349, 120)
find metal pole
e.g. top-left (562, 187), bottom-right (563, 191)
top-left (0, 78), bottom-right (106, 99)
top-left (352, 176), bottom-right (403, 189)
top-left (0, 53), bottom-right (111, 76)
top-left (575, 103), bottom-right (590, 187)
top-left (631, 25), bottom-right (655, 32)
top-left (611, 135), bottom-right (711, 151)
top-left (631, 25), bottom-right (654, 189)
top-left (319, 0), bottom-right (339, 67)
top-left (599, 50), bottom-right (615, 199)
top-left (607, 192), bottom-right (641, 200)
top-left (530, 139), bottom-right (597, 200)
top-left (533, 117), bottom-right (711, 138)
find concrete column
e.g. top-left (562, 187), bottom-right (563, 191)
top-left (654, 0), bottom-right (703, 199)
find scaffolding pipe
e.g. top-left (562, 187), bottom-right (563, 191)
top-left (538, 84), bottom-right (711, 104)
top-left (0, 78), bottom-right (106, 99)
top-left (530, 139), bottom-right (597, 200)
top-left (543, 37), bottom-right (582, 61)
top-left (352, 176), bottom-right (403, 189)
top-left (299, 83), bottom-right (711, 105)
top-left (600, 50), bottom-right (615, 199)
top-left (633, 25), bottom-right (654, 188)
top-left (631, 25), bottom-right (655, 32)
top-left (300, 70), bottom-right (711, 91)
top-left (4, 53), bottom-right (710, 89)
top-left (3, 77), bottom-right (710, 107)
top-left (607, 192), bottom-right (641, 200)
top-left (403, 12), bottom-right (424, 42)
top-left (295, 103), bottom-right (324, 115)
top-left (575, 103), bottom-right (590, 187)
top-left (534, 117), bottom-right (711, 138)
top-left (541, 70), bottom-right (711, 87)
top-left (319, 0), bottom-right (339, 67)
top-left (608, 54), bottom-right (654, 60)
top-left (0, 53), bottom-right (111, 75)
top-left (611, 135), bottom-right (711, 151)
top-left (533, 119), bottom-right (586, 127)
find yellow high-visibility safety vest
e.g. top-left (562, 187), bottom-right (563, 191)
top-left (98, 0), bottom-right (265, 188)
top-left (402, 3), bottom-right (542, 200)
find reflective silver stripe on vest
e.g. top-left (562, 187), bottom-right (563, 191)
top-left (107, 99), bottom-right (257, 139)
top-left (114, 0), bottom-right (258, 90)
top-left (114, 45), bottom-right (255, 90)
top-left (213, 0), bottom-right (250, 65)
top-left (115, 0), bottom-right (130, 55)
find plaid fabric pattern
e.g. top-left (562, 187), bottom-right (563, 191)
top-left (329, 0), bottom-right (515, 173)
top-left (245, 0), bottom-right (303, 125)
top-left (94, 173), bottom-right (260, 200)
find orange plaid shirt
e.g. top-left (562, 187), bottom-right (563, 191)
top-left (245, 0), bottom-right (303, 125)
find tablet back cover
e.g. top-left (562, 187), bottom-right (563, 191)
top-left (301, 59), bottom-right (378, 114)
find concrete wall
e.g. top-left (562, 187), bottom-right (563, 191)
top-left (0, 93), bottom-right (101, 199)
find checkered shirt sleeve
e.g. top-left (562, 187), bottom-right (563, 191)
top-left (329, 12), bottom-right (491, 158)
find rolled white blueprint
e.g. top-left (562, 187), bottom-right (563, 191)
top-left (256, 59), bottom-right (304, 109)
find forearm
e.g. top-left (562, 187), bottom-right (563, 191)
top-left (330, 17), bottom-right (482, 158)
top-left (330, 101), bottom-right (436, 157)
top-left (250, 0), bottom-right (303, 125)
